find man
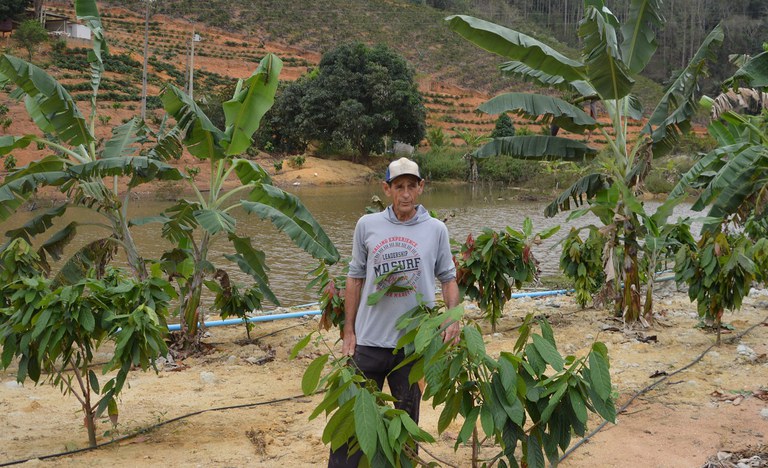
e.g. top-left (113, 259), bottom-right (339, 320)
top-left (329, 157), bottom-right (460, 467)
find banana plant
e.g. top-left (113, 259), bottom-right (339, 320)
top-left (145, 57), bottom-right (340, 349)
top-left (0, 0), bottom-right (183, 281)
top-left (447, 0), bottom-right (724, 324)
top-left (669, 92), bottom-right (768, 234)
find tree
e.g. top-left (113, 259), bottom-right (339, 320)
top-left (0, 0), bottom-right (29, 21)
top-left (13, 19), bottom-right (48, 60)
top-left (490, 112), bottom-right (515, 138)
top-left (293, 42), bottom-right (426, 160)
top-left (448, 1), bottom-right (724, 325)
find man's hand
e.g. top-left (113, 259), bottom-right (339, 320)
top-left (441, 321), bottom-right (460, 345)
top-left (342, 331), bottom-right (356, 357)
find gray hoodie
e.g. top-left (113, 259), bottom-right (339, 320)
top-left (348, 205), bottom-right (456, 348)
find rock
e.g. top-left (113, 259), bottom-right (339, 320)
top-left (199, 371), bottom-right (217, 385)
top-left (226, 355), bottom-right (237, 365)
top-left (717, 452), bottom-right (732, 461)
top-left (492, 333), bottom-right (503, 338)
top-left (760, 408), bottom-right (768, 420)
top-left (4, 380), bottom-right (22, 389)
top-left (737, 344), bottom-right (757, 362)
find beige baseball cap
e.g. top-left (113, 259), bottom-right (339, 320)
top-left (385, 157), bottom-right (421, 183)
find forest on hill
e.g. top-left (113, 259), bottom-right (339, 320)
top-left (110, 0), bottom-right (767, 96)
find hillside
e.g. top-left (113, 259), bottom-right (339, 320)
top-left (1, 0), bottom-right (671, 175)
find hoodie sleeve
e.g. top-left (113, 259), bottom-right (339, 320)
top-left (435, 221), bottom-right (456, 283)
top-left (348, 217), bottom-right (368, 278)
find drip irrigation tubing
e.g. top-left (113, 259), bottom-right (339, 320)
top-left (0, 393), bottom-right (315, 467)
top-left (558, 313), bottom-right (768, 464)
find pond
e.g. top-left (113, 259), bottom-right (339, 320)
top-left (3, 183), bottom-right (699, 307)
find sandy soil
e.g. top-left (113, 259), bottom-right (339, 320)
top-left (1, 285), bottom-right (767, 467)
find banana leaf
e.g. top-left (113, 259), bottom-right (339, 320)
top-left (579, 5), bottom-right (634, 101)
top-left (161, 200), bottom-right (199, 243)
top-left (241, 184), bottom-right (340, 263)
top-left (161, 85), bottom-right (227, 160)
top-left (619, 0), bottom-right (663, 75)
top-left (695, 145), bottom-right (768, 221)
top-left (0, 55), bottom-right (93, 147)
top-left (146, 125), bottom-right (183, 161)
top-left (5, 204), bottom-right (67, 243)
top-left (498, 62), bottom-right (596, 98)
top-left (223, 54), bottom-right (282, 155)
top-left (52, 237), bottom-right (117, 286)
top-left (67, 157), bottom-right (183, 188)
top-left (0, 156), bottom-right (72, 220)
top-left (725, 51), bottom-right (768, 89)
top-left (38, 221), bottom-right (78, 263)
top-left (75, 0), bottom-right (107, 98)
top-left (226, 234), bottom-right (279, 307)
top-left (446, 15), bottom-right (585, 83)
top-left (102, 118), bottom-right (147, 159)
top-left (643, 25), bottom-right (724, 157)
top-left (478, 93), bottom-right (597, 133)
top-left (233, 159), bottom-right (272, 185)
top-left (473, 135), bottom-right (597, 160)
top-left (544, 173), bottom-right (611, 217)
top-left (668, 143), bottom-right (746, 200)
top-left (0, 135), bottom-right (35, 156)
top-left (193, 208), bottom-right (236, 235)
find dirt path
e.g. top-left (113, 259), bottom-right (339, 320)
top-left (1, 288), bottom-right (767, 467)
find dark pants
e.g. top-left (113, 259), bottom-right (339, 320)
top-left (328, 345), bottom-right (422, 468)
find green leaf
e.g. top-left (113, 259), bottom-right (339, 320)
top-left (226, 234), bottom-right (280, 305)
top-left (0, 55), bottom-right (93, 147)
top-left (478, 93), bottom-right (597, 133)
top-left (0, 134), bottom-right (35, 156)
top-left (569, 386), bottom-right (588, 424)
top-left (193, 208), bottom-right (236, 235)
top-left (463, 325), bottom-right (485, 358)
top-left (619, 0), bottom-right (663, 74)
top-left (588, 349), bottom-right (611, 401)
top-left (539, 380), bottom-right (567, 423)
top-left (499, 61), bottom-right (595, 97)
top-left (526, 433), bottom-right (546, 468)
top-left (353, 390), bottom-right (380, 460)
top-left (544, 173), bottom-right (610, 217)
top-left (290, 334), bottom-right (312, 360)
top-left (479, 404), bottom-right (495, 438)
top-left (102, 117), bottom-right (147, 159)
top-left (88, 369), bottom-right (100, 394)
top-left (579, 5), bottom-right (634, 100)
top-left (223, 54), bottom-right (282, 155)
top-left (474, 135), bottom-right (597, 160)
top-left (68, 157), bottom-right (183, 188)
top-left (241, 183), bottom-right (339, 263)
top-left (0, 156), bottom-right (71, 221)
top-left (458, 406), bottom-right (480, 444)
top-left (726, 50), bottom-right (768, 88)
top-left (643, 24), bottom-right (724, 157)
top-left (161, 85), bottom-right (227, 160)
top-left (4, 204), bottom-right (66, 244)
top-left (301, 354), bottom-right (328, 395)
top-left (446, 15), bottom-right (585, 83)
top-left (232, 159), bottom-right (272, 185)
top-left (531, 334), bottom-right (564, 371)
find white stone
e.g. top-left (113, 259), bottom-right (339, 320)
top-left (226, 355), bottom-right (237, 365)
top-left (199, 371), bottom-right (217, 385)
top-left (760, 408), bottom-right (768, 420)
top-left (4, 380), bottom-right (22, 389)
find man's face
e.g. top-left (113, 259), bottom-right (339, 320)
top-left (382, 175), bottom-right (424, 221)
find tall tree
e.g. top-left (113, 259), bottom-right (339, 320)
top-left (296, 42), bottom-right (426, 160)
top-left (0, 0), bottom-right (29, 21)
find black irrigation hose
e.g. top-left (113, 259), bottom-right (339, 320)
top-left (0, 393), bottom-right (313, 467)
top-left (558, 314), bottom-right (768, 464)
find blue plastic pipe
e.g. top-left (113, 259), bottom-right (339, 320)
top-left (167, 288), bottom-right (575, 330)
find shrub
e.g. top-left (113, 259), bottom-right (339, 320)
top-left (478, 155), bottom-right (541, 184)
top-left (273, 160), bottom-right (283, 172)
top-left (413, 148), bottom-right (467, 181)
top-left (288, 154), bottom-right (305, 168)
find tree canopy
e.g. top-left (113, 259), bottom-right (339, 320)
top-left (0, 0), bottom-right (29, 22)
top-left (258, 42), bottom-right (426, 159)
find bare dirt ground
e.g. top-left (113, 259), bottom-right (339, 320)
top-left (1, 285), bottom-right (767, 467)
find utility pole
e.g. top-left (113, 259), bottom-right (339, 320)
top-left (188, 24), bottom-right (195, 99)
top-left (141, 0), bottom-right (154, 120)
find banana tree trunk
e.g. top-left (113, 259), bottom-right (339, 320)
top-left (180, 234), bottom-right (210, 347)
top-left (621, 216), bottom-right (642, 324)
